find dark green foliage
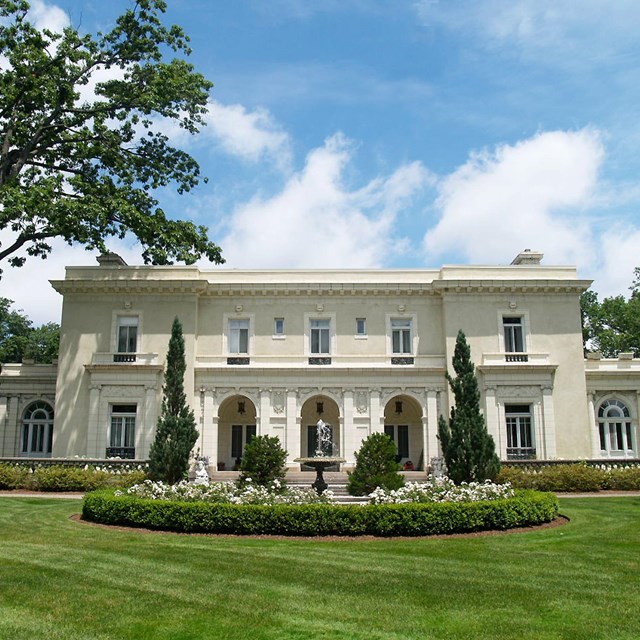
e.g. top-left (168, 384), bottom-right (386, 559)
top-left (82, 489), bottom-right (559, 536)
top-left (0, 463), bottom-right (146, 491)
top-left (438, 330), bottom-right (500, 484)
top-left (0, 297), bottom-right (59, 363)
top-left (0, 0), bottom-right (223, 274)
top-left (581, 273), bottom-right (640, 356)
top-left (347, 432), bottom-right (405, 496)
top-left (149, 317), bottom-right (198, 484)
top-left (238, 435), bottom-right (288, 487)
top-left (497, 463), bottom-right (640, 492)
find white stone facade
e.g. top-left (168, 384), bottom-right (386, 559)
top-left (1, 251), bottom-right (638, 467)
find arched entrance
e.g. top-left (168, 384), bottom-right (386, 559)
top-left (383, 395), bottom-right (423, 470)
top-left (217, 395), bottom-right (257, 470)
top-left (300, 395), bottom-right (340, 466)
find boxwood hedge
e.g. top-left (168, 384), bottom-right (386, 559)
top-left (82, 490), bottom-right (559, 537)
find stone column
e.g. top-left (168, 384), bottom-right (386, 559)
top-left (0, 396), bottom-right (8, 456)
top-left (200, 388), bottom-right (217, 468)
top-left (369, 389), bottom-right (383, 434)
top-left (259, 389), bottom-right (271, 436)
top-left (286, 389), bottom-right (299, 466)
top-left (3, 396), bottom-right (19, 456)
top-left (140, 384), bottom-right (157, 459)
top-left (342, 389), bottom-right (355, 463)
top-left (541, 386), bottom-right (557, 459)
top-left (483, 386), bottom-right (499, 445)
top-left (587, 392), bottom-right (599, 457)
top-left (87, 384), bottom-right (102, 458)
top-left (496, 400), bottom-right (507, 460)
top-left (426, 389), bottom-right (439, 462)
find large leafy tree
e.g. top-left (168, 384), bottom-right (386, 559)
top-left (149, 317), bottom-right (198, 484)
top-left (0, 0), bottom-right (223, 273)
top-left (581, 271), bottom-right (640, 357)
top-left (0, 297), bottom-right (59, 363)
top-left (438, 330), bottom-right (500, 484)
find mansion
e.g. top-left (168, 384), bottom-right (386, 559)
top-left (1, 250), bottom-right (639, 470)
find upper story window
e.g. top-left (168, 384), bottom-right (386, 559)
top-left (229, 319), bottom-right (249, 354)
top-left (117, 316), bottom-right (138, 354)
top-left (274, 318), bottom-right (285, 336)
top-left (391, 318), bottom-right (412, 354)
top-left (503, 316), bottom-right (525, 353)
top-left (310, 319), bottom-right (330, 354)
top-left (356, 318), bottom-right (366, 336)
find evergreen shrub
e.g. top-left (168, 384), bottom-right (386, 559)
top-left (347, 433), bottom-right (405, 496)
top-left (82, 489), bottom-right (558, 536)
top-left (238, 435), bottom-right (288, 487)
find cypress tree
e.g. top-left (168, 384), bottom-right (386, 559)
top-left (149, 317), bottom-right (199, 484)
top-left (437, 330), bottom-right (500, 483)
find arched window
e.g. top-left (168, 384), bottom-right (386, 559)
top-left (22, 401), bottom-right (54, 457)
top-left (598, 399), bottom-right (634, 455)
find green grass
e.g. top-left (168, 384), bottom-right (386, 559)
top-left (0, 497), bottom-right (638, 640)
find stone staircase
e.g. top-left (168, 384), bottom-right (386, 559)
top-left (207, 469), bottom-right (429, 504)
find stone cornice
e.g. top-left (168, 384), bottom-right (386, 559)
top-left (84, 364), bottom-right (164, 374)
top-left (51, 279), bottom-right (206, 295)
top-left (50, 277), bottom-right (591, 297)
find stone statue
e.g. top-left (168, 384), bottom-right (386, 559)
top-left (194, 457), bottom-right (210, 485)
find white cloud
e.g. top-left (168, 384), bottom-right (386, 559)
top-left (424, 129), bottom-right (604, 267)
top-left (220, 133), bottom-right (431, 268)
top-left (0, 234), bottom-right (142, 326)
top-left (202, 100), bottom-right (291, 167)
top-left (415, 0), bottom-right (640, 65)
top-left (27, 0), bottom-right (69, 33)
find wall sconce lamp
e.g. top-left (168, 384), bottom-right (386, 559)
top-left (395, 400), bottom-right (403, 414)
top-left (316, 401), bottom-right (324, 415)
top-left (238, 401), bottom-right (246, 415)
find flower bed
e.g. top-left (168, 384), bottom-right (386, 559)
top-left (82, 487), bottom-right (558, 537)
top-left (116, 478), bottom-right (334, 505)
top-left (369, 477), bottom-right (515, 504)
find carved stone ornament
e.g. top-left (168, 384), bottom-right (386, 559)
top-left (272, 390), bottom-right (285, 414)
top-left (355, 391), bottom-right (368, 414)
top-left (497, 385), bottom-right (540, 399)
top-left (101, 385), bottom-right (144, 398)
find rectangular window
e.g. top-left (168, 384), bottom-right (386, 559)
top-left (356, 318), bottom-right (366, 336)
top-left (229, 319), bottom-right (249, 354)
top-left (117, 317), bottom-right (138, 353)
top-left (505, 404), bottom-right (534, 459)
top-left (108, 404), bottom-right (136, 459)
top-left (384, 424), bottom-right (409, 459)
top-left (310, 319), bottom-right (330, 354)
top-left (231, 424), bottom-right (256, 459)
top-left (274, 318), bottom-right (285, 335)
top-left (503, 317), bottom-right (525, 352)
top-left (391, 318), bottom-right (412, 354)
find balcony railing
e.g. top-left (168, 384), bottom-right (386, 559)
top-left (506, 447), bottom-right (536, 460)
top-left (106, 446), bottom-right (136, 459)
top-left (505, 353), bottom-right (529, 363)
top-left (92, 352), bottom-right (159, 365)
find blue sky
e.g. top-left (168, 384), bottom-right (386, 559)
top-left (3, 0), bottom-right (640, 324)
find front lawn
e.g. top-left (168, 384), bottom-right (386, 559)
top-left (0, 496), bottom-right (638, 639)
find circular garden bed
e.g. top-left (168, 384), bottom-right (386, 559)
top-left (82, 488), bottom-right (558, 537)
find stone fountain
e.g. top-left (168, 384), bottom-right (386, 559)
top-left (294, 419), bottom-right (345, 494)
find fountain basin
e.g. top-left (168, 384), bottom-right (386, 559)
top-left (294, 456), bottom-right (346, 494)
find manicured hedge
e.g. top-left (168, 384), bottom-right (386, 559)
top-left (0, 464), bottom-right (147, 492)
top-left (82, 490), bottom-right (559, 537)
top-left (497, 464), bottom-right (640, 492)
